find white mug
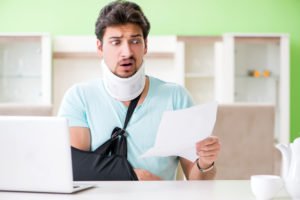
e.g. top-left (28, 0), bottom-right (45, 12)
top-left (251, 175), bottom-right (283, 200)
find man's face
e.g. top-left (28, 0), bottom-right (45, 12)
top-left (97, 23), bottom-right (147, 78)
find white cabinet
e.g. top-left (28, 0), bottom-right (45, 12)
top-left (177, 36), bottom-right (222, 104)
top-left (221, 34), bottom-right (290, 144)
top-left (0, 34), bottom-right (52, 105)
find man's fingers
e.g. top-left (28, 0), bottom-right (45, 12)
top-left (196, 136), bottom-right (220, 146)
top-left (196, 138), bottom-right (221, 152)
top-left (196, 149), bottom-right (218, 157)
top-left (196, 143), bottom-right (220, 152)
top-left (195, 136), bottom-right (221, 168)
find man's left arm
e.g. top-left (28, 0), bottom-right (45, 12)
top-left (180, 136), bottom-right (221, 180)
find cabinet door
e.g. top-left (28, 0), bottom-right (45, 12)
top-left (234, 37), bottom-right (280, 103)
top-left (0, 34), bottom-right (51, 104)
top-left (222, 34), bottom-right (290, 144)
top-left (178, 36), bottom-right (222, 104)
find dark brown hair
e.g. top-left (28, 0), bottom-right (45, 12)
top-left (95, 0), bottom-right (150, 41)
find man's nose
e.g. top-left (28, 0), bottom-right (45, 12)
top-left (120, 42), bottom-right (133, 58)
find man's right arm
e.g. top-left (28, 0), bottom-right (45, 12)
top-left (70, 127), bottom-right (91, 151)
top-left (70, 126), bottom-right (161, 180)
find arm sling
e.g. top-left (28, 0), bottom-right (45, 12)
top-left (71, 94), bottom-right (141, 180)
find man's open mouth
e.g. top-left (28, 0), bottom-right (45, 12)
top-left (120, 63), bottom-right (132, 67)
top-left (119, 59), bottom-right (134, 67)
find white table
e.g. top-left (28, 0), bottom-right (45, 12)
top-left (0, 180), bottom-right (291, 200)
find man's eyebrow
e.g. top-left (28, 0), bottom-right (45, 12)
top-left (108, 34), bottom-right (142, 40)
top-left (130, 34), bottom-right (142, 38)
top-left (108, 36), bottom-right (122, 40)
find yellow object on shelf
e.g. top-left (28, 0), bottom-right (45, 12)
top-left (263, 70), bottom-right (271, 77)
top-left (248, 70), bottom-right (260, 77)
top-left (248, 69), bottom-right (271, 78)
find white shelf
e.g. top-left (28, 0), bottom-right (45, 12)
top-left (235, 75), bottom-right (279, 80)
top-left (0, 74), bottom-right (41, 78)
top-left (0, 33), bottom-right (52, 105)
top-left (185, 73), bottom-right (214, 78)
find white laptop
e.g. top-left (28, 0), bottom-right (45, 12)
top-left (0, 116), bottom-right (94, 193)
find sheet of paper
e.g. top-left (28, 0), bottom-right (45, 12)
top-left (141, 102), bottom-right (218, 161)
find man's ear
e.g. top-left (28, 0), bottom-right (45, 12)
top-left (96, 39), bottom-right (103, 57)
top-left (144, 38), bottom-right (148, 55)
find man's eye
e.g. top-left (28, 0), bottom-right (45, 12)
top-left (111, 40), bottom-right (120, 45)
top-left (131, 39), bottom-right (141, 44)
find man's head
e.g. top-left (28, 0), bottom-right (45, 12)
top-left (95, 0), bottom-right (150, 42)
top-left (95, 0), bottom-right (150, 78)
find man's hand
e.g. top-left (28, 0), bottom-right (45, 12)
top-left (196, 136), bottom-right (221, 169)
top-left (134, 169), bottom-right (161, 181)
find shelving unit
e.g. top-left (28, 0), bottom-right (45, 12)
top-left (222, 34), bottom-right (290, 144)
top-left (0, 34), bottom-right (51, 105)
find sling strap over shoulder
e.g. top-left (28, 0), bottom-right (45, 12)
top-left (111, 94), bottom-right (141, 139)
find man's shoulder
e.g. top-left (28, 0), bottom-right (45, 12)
top-left (65, 79), bottom-right (103, 97)
top-left (69, 79), bottom-right (102, 90)
top-left (149, 76), bottom-right (194, 108)
top-left (149, 76), bottom-right (187, 94)
top-left (149, 76), bottom-right (181, 89)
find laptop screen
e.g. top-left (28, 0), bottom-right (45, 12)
top-left (0, 116), bottom-right (74, 193)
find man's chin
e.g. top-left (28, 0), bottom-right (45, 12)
top-left (116, 71), bottom-right (135, 79)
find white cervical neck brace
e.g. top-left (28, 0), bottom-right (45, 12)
top-left (102, 60), bottom-right (146, 101)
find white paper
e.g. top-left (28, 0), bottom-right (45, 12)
top-left (141, 102), bottom-right (218, 161)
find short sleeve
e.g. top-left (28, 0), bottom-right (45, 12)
top-left (57, 85), bottom-right (89, 128)
top-left (172, 85), bottom-right (194, 110)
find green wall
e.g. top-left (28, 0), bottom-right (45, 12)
top-left (1, 0), bottom-right (299, 141)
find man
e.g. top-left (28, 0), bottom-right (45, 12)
top-left (58, 0), bottom-right (220, 180)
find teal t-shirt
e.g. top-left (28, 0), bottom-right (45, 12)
top-left (58, 76), bottom-right (193, 180)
